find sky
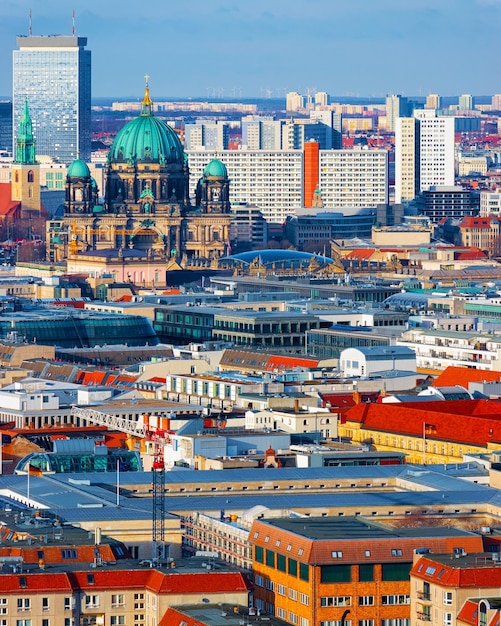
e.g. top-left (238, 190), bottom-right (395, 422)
top-left (0, 0), bottom-right (500, 100)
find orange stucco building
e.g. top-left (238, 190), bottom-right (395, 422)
top-left (250, 517), bottom-right (484, 626)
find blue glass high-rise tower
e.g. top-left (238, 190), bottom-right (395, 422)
top-left (13, 35), bottom-right (91, 164)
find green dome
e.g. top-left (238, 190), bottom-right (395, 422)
top-left (67, 158), bottom-right (90, 178)
top-left (108, 113), bottom-right (184, 165)
top-left (203, 158), bottom-right (228, 178)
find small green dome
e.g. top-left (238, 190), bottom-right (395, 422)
top-left (203, 158), bottom-right (228, 178)
top-left (91, 177), bottom-right (97, 188)
top-left (108, 114), bottom-right (184, 165)
top-left (67, 158), bottom-right (90, 178)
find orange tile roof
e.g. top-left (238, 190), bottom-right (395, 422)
top-left (432, 366), bottom-right (501, 388)
top-left (345, 248), bottom-right (376, 260)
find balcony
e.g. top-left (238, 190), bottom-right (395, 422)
top-left (417, 612), bottom-right (431, 622)
top-left (417, 591), bottom-right (431, 601)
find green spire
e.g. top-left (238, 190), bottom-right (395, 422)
top-left (14, 100), bottom-right (37, 165)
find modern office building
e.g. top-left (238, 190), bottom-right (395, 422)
top-left (13, 35), bottom-right (91, 164)
top-left (480, 190), bottom-right (501, 217)
top-left (0, 101), bottom-right (12, 153)
top-left (413, 186), bottom-right (479, 223)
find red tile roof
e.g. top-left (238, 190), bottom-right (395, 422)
top-left (344, 399), bottom-right (501, 447)
top-left (460, 216), bottom-right (499, 228)
top-left (0, 183), bottom-right (21, 216)
top-left (412, 555), bottom-right (501, 588)
top-left (265, 355), bottom-right (318, 371)
top-left (457, 599), bottom-right (480, 626)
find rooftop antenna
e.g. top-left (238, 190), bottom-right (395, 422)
top-left (72, 9), bottom-right (75, 35)
top-left (29, 9), bottom-right (32, 36)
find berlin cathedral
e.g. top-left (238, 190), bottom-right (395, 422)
top-left (47, 82), bottom-right (232, 265)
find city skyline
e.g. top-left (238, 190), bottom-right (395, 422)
top-left (0, 0), bottom-right (500, 99)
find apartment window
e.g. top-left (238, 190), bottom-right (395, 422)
top-left (299, 563), bottom-right (309, 582)
top-left (277, 608), bottom-right (286, 619)
top-left (17, 599), bottom-right (30, 611)
top-left (133, 594), bottom-right (144, 601)
top-left (16, 621), bottom-right (31, 626)
top-left (134, 616), bottom-right (144, 623)
top-left (112, 595), bottom-right (125, 608)
top-left (255, 575), bottom-right (264, 587)
top-left (63, 599), bottom-right (73, 611)
top-left (42, 598), bottom-right (49, 611)
top-left (299, 618), bottom-right (309, 626)
top-left (381, 620), bottom-right (410, 626)
top-left (321, 622), bottom-right (352, 626)
top-left (391, 549), bottom-right (403, 557)
top-left (359, 622), bottom-right (374, 626)
top-left (331, 551), bottom-right (343, 558)
top-left (42, 620), bottom-right (49, 626)
top-left (134, 603), bottom-right (145, 610)
top-left (265, 579), bottom-right (275, 592)
top-left (381, 562), bottom-right (411, 581)
top-left (85, 596), bottom-right (99, 609)
top-left (443, 614), bottom-right (452, 626)
top-left (255, 546), bottom-right (264, 563)
top-left (277, 554), bottom-right (286, 572)
top-left (266, 550), bottom-right (275, 568)
top-left (443, 592), bottom-right (453, 606)
top-left (300, 593), bottom-right (309, 606)
top-left (110, 618), bottom-right (125, 626)
top-left (64, 621), bottom-right (74, 626)
top-left (289, 588), bottom-right (298, 601)
top-left (288, 558), bottom-right (298, 576)
top-left (289, 613), bottom-right (298, 625)
top-left (277, 584), bottom-right (286, 596)
top-left (359, 596), bottom-right (374, 606)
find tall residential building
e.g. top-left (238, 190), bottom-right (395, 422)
top-left (13, 35), bottom-right (91, 164)
top-left (186, 150), bottom-right (303, 223)
top-left (385, 94), bottom-right (410, 132)
top-left (241, 117), bottom-right (284, 150)
top-left (425, 93), bottom-right (441, 110)
top-left (318, 149), bottom-right (388, 210)
top-left (314, 91), bottom-right (329, 107)
top-left (415, 110), bottom-right (455, 193)
top-left (184, 121), bottom-right (229, 150)
top-left (395, 117), bottom-right (419, 204)
top-left (458, 93), bottom-right (474, 111)
top-left (492, 94), bottom-right (501, 111)
top-left (309, 109), bottom-right (343, 149)
top-left (396, 110), bottom-right (455, 203)
top-left (286, 91), bottom-right (304, 112)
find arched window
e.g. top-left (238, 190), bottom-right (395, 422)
top-left (27, 170), bottom-right (34, 183)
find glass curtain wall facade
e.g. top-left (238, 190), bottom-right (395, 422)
top-left (13, 36), bottom-right (91, 164)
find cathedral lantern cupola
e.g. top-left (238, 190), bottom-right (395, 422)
top-left (196, 158), bottom-right (231, 214)
top-left (65, 157), bottom-right (97, 214)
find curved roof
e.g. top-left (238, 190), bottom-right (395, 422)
top-left (108, 86), bottom-right (184, 166)
top-left (67, 158), bottom-right (90, 178)
top-left (223, 249), bottom-right (335, 268)
top-left (203, 158), bottom-right (228, 178)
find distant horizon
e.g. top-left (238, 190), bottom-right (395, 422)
top-left (0, 95), bottom-right (497, 105)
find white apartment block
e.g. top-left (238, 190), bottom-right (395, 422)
top-left (397, 328), bottom-right (501, 371)
top-left (318, 149), bottom-right (388, 210)
top-left (480, 190), bottom-right (501, 216)
top-left (414, 110), bottom-right (455, 192)
top-left (395, 117), bottom-right (418, 204)
top-left (286, 91), bottom-right (305, 112)
top-left (186, 149), bottom-right (303, 223)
